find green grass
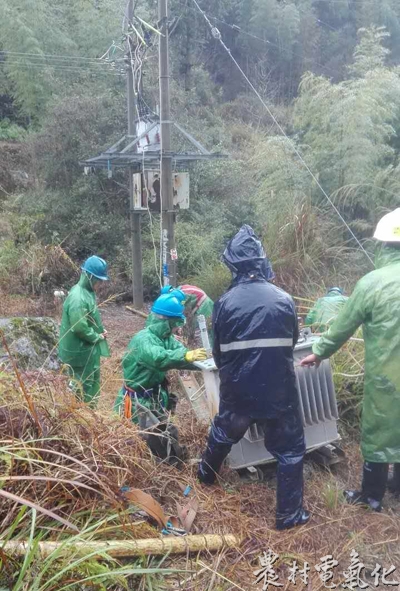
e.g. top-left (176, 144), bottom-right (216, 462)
top-left (0, 511), bottom-right (185, 591)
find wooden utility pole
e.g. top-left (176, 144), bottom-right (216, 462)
top-left (159, 0), bottom-right (176, 286)
top-left (127, 0), bottom-right (144, 308)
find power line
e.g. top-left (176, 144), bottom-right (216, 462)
top-left (174, 0), bottom-right (341, 77)
top-left (1, 59), bottom-right (116, 72)
top-left (0, 50), bottom-right (110, 63)
top-left (190, 0), bottom-right (374, 265)
top-left (296, 4), bottom-right (338, 31)
top-left (2, 60), bottom-right (125, 76)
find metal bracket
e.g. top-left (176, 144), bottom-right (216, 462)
top-left (104, 135), bottom-right (127, 154)
top-left (173, 122), bottom-right (210, 155)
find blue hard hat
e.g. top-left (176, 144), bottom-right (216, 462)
top-left (328, 287), bottom-right (343, 295)
top-left (81, 256), bottom-right (109, 281)
top-left (152, 294), bottom-right (185, 319)
top-left (160, 285), bottom-right (174, 295)
top-left (160, 286), bottom-right (186, 303)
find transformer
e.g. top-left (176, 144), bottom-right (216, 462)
top-left (192, 334), bottom-right (340, 469)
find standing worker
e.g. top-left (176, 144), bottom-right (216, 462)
top-left (301, 209), bottom-right (400, 510)
top-left (305, 287), bottom-right (348, 332)
top-left (197, 225), bottom-right (309, 531)
top-left (115, 292), bottom-right (207, 460)
top-left (59, 256), bottom-right (110, 408)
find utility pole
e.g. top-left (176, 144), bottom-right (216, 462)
top-left (127, 0), bottom-right (144, 308)
top-left (159, 0), bottom-right (176, 286)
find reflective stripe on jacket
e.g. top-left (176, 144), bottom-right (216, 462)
top-left (213, 276), bottom-right (299, 418)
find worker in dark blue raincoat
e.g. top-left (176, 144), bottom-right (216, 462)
top-left (197, 225), bottom-right (309, 531)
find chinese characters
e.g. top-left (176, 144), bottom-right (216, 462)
top-left (253, 549), bottom-right (399, 589)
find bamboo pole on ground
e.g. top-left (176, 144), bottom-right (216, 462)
top-left (2, 534), bottom-right (240, 558)
top-left (125, 305), bottom-right (149, 319)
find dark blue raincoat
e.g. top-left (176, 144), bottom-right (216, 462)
top-left (213, 226), bottom-right (298, 418)
top-left (198, 225), bottom-right (306, 530)
top-left (213, 279), bottom-right (298, 417)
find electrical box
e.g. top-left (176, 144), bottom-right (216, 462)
top-left (172, 172), bottom-right (189, 209)
top-left (192, 335), bottom-right (340, 470)
top-left (132, 173), bottom-right (147, 210)
top-left (131, 171), bottom-right (190, 211)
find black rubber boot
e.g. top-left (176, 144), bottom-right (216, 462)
top-left (344, 461), bottom-right (389, 512)
top-left (387, 464), bottom-right (400, 497)
top-left (362, 461), bottom-right (389, 503)
top-left (343, 490), bottom-right (382, 512)
top-left (197, 463), bottom-right (218, 485)
top-left (276, 509), bottom-right (310, 531)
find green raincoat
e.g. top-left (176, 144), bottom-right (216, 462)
top-left (114, 314), bottom-right (193, 421)
top-left (59, 274), bottom-right (108, 407)
top-left (305, 290), bottom-right (348, 331)
top-left (184, 293), bottom-right (214, 318)
top-left (181, 290), bottom-right (214, 347)
top-left (313, 245), bottom-right (400, 463)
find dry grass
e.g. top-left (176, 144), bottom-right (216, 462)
top-left (1, 365), bottom-right (400, 590)
top-left (0, 289), bottom-right (56, 317)
top-left (0, 304), bottom-right (399, 590)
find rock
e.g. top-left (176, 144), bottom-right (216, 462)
top-left (0, 317), bottom-right (59, 371)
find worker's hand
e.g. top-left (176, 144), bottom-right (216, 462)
top-left (300, 353), bottom-right (321, 368)
top-left (185, 348), bottom-right (207, 363)
top-left (102, 330), bottom-right (108, 338)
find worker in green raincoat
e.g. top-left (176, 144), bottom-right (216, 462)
top-left (301, 208), bottom-right (400, 511)
top-left (114, 292), bottom-right (207, 460)
top-left (305, 287), bottom-right (348, 332)
top-left (161, 284), bottom-right (214, 346)
top-left (59, 256), bottom-right (110, 408)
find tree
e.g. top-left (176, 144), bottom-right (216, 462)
top-left (294, 26), bottom-right (400, 233)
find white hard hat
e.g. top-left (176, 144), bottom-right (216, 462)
top-left (373, 208), bottom-right (400, 242)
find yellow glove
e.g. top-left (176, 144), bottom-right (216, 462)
top-left (185, 348), bottom-right (207, 363)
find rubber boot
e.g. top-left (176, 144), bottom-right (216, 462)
top-left (276, 510), bottom-right (310, 531)
top-left (344, 462), bottom-right (389, 512)
top-left (387, 464), bottom-right (400, 497)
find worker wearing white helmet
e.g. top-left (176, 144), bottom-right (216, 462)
top-left (301, 208), bottom-right (400, 510)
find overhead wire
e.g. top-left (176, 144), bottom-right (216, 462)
top-left (173, 0), bottom-right (341, 78)
top-left (190, 0), bottom-right (374, 266)
top-left (295, 4), bottom-right (338, 30)
top-left (1, 57), bottom-right (113, 69)
top-left (1, 48), bottom-right (126, 75)
top-left (0, 50), bottom-right (110, 62)
top-left (0, 60), bottom-right (124, 76)
top-left (124, 0), bottom-right (162, 286)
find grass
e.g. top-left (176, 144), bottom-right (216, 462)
top-left (1, 509), bottom-right (182, 591)
top-left (1, 362), bottom-right (400, 591)
top-left (321, 481), bottom-right (345, 512)
top-left (0, 296), bottom-right (399, 590)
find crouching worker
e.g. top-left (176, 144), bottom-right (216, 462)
top-left (114, 292), bottom-right (207, 463)
top-left (198, 225), bottom-right (309, 531)
top-left (305, 287), bottom-right (348, 332)
top-left (59, 256), bottom-right (110, 408)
